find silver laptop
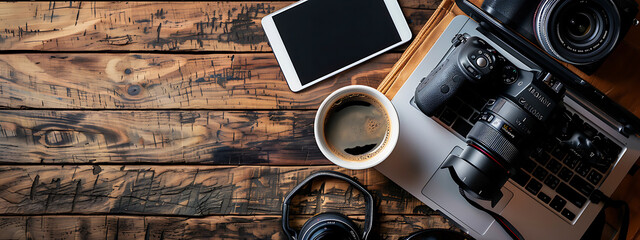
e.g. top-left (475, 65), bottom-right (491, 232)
top-left (375, 16), bottom-right (640, 240)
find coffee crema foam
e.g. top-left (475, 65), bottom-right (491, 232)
top-left (323, 93), bottom-right (391, 162)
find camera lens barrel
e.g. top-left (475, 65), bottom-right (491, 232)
top-left (534, 0), bottom-right (621, 65)
top-left (467, 96), bottom-right (540, 165)
top-left (468, 120), bottom-right (519, 167)
top-left (484, 97), bottom-right (539, 137)
top-left (455, 94), bottom-right (555, 200)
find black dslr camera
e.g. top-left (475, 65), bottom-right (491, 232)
top-left (415, 34), bottom-right (565, 204)
top-left (482, 0), bottom-right (638, 75)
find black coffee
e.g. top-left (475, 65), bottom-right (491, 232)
top-left (323, 93), bottom-right (390, 161)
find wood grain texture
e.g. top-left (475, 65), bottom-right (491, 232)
top-left (0, 215), bottom-right (458, 240)
top-left (0, 0), bottom-right (464, 238)
top-left (0, 53), bottom-right (398, 109)
top-left (0, 166), bottom-right (430, 216)
top-left (0, 110), bottom-right (327, 165)
top-left (0, 1), bottom-right (436, 52)
top-left (563, 36), bottom-right (640, 118)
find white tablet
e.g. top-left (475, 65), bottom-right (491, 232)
top-left (262, 0), bottom-right (412, 92)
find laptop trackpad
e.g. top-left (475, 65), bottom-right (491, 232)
top-left (422, 165), bottom-right (514, 235)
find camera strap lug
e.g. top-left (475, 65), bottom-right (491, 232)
top-left (452, 33), bottom-right (469, 47)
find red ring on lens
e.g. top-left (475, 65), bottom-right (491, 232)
top-left (469, 143), bottom-right (509, 173)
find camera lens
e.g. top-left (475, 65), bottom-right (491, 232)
top-left (564, 12), bottom-right (593, 39)
top-left (309, 227), bottom-right (354, 240)
top-left (299, 213), bottom-right (360, 240)
top-left (467, 98), bottom-right (534, 166)
top-left (444, 97), bottom-right (537, 200)
top-left (444, 91), bottom-right (556, 200)
top-left (558, 5), bottom-right (603, 48)
top-left (534, 0), bottom-right (621, 65)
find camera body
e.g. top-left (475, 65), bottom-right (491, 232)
top-left (414, 34), bottom-right (522, 116)
top-left (415, 34), bottom-right (565, 202)
top-left (482, 0), bottom-right (638, 74)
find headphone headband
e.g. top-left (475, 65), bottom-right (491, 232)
top-left (282, 171), bottom-right (374, 240)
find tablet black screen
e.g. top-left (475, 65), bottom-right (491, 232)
top-left (272, 0), bottom-right (402, 85)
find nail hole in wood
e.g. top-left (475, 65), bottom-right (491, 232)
top-left (128, 85), bottom-right (141, 95)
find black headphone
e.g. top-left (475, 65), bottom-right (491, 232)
top-left (282, 171), bottom-right (374, 240)
top-left (401, 229), bottom-right (468, 240)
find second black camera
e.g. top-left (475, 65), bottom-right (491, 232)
top-left (482, 0), bottom-right (638, 74)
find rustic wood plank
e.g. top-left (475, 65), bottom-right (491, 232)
top-left (0, 110), bottom-right (327, 164)
top-left (0, 1), bottom-right (436, 52)
top-left (0, 215), bottom-right (459, 240)
top-left (0, 166), bottom-right (430, 216)
top-left (0, 53), bottom-right (398, 109)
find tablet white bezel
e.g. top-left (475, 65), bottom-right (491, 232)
top-left (261, 0), bottom-right (412, 92)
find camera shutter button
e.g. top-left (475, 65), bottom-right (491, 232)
top-left (476, 57), bottom-right (488, 68)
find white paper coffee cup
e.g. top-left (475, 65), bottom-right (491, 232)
top-left (314, 85), bottom-right (399, 169)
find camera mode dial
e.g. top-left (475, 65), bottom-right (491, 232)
top-left (458, 37), bottom-right (498, 82)
top-left (500, 65), bottom-right (518, 84)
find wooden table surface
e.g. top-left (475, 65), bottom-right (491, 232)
top-left (0, 1), bottom-right (459, 239)
top-left (0, 1), bottom-right (639, 240)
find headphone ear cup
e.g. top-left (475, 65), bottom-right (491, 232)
top-left (298, 213), bottom-right (361, 240)
top-left (402, 229), bottom-right (468, 240)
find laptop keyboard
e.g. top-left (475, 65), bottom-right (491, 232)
top-left (426, 84), bottom-right (623, 223)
